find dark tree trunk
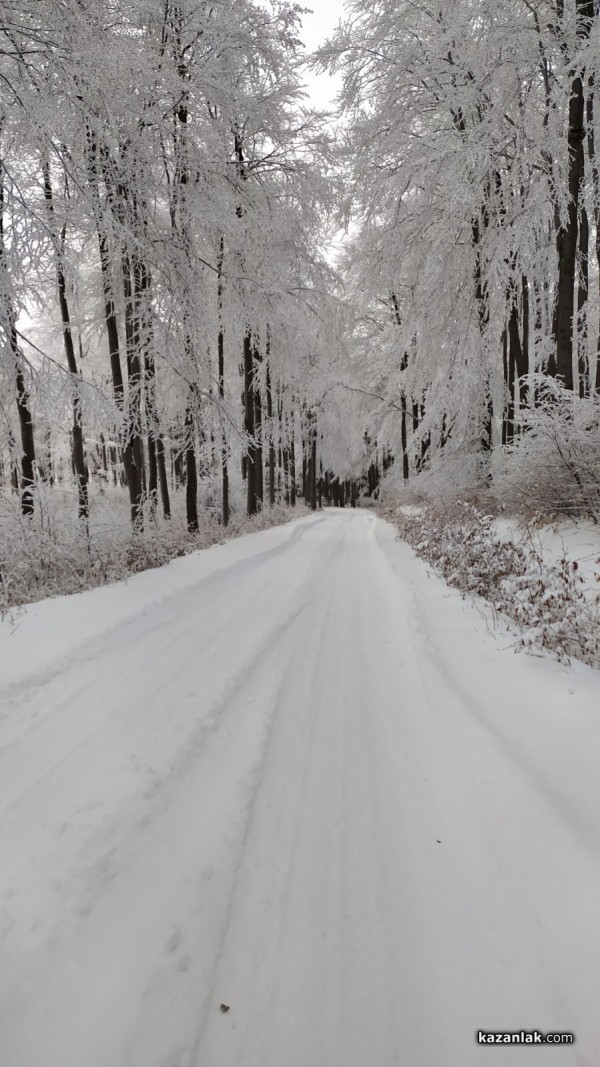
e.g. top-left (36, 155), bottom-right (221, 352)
top-left (282, 406), bottom-right (290, 505)
top-left (147, 431), bottom-right (158, 511)
top-left (86, 127), bottom-right (141, 511)
top-left (14, 361), bottom-right (36, 515)
top-left (122, 251), bottom-right (144, 527)
top-left (217, 239), bottom-right (229, 525)
top-left (0, 161), bottom-right (35, 514)
top-left (472, 207), bottom-right (494, 449)
top-left (577, 205), bottom-right (589, 395)
top-left (254, 355), bottom-right (263, 508)
top-left (555, 0), bottom-right (595, 388)
top-left (587, 76), bottom-right (600, 390)
top-left (555, 81), bottom-right (584, 388)
top-left (155, 437), bottom-right (170, 518)
top-left (506, 286), bottom-right (528, 440)
top-left (502, 330), bottom-right (512, 445)
top-left (43, 164), bottom-right (89, 520)
top-left (142, 310), bottom-right (162, 518)
top-left (310, 426), bottom-right (317, 511)
top-left (8, 431), bottom-right (20, 492)
top-left (85, 129), bottom-right (125, 405)
top-left (266, 361), bottom-right (276, 507)
top-left (244, 332), bottom-right (257, 515)
top-left (282, 441), bottom-right (290, 504)
top-left (173, 447), bottom-right (185, 489)
top-left (185, 399), bottom-right (198, 532)
top-left (289, 430), bottom-right (296, 507)
top-left (521, 274), bottom-right (530, 384)
top-left (401, 394), bottom-right (409, 480)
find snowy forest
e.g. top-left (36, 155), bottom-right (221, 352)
top-left (1, 0), bottom-right (600, 599)
top-left (4, 5), bottom-right (600, 1066)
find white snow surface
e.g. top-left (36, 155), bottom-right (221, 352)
top-left (1, 509), bottom-right (600, 1066)
top-left (494, 515), bottom-right (600, 592)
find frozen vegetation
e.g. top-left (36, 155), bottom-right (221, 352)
top-left (2, 0), bottom-right (600, 1064)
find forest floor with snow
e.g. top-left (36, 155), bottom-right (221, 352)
top-left (385, 501), bottom-right (600, 670)
top-left (0, 483), bottom-right (307, 611)
top-left (2, 509), bottom-right (600, 1066)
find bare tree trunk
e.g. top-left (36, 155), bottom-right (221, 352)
top-left (0, 159), bottom-right (35, 515)
top-left (577, 205), bottom-right (589, 395)
top-left (310, 414), bottom-right (317, 512)
top-left (521, 273), bottom-right (530, 408)
top-left (253, 349), bottom-right (263, 508)
top-left (8, 430), bottom-right (19, 492)
top-left (586, 75), bottom-right (600, 390)
top-left (289, 425), bottom-right (296, 507)
top-left (155, 437), bottom-right (171, 519)
top-left (185, 396), bottom-right (198, 532)
top-left (554, 0), bottom-right (595, 388)
top-left (472, 201), bottom-right (493, 448)
top-left (244, 332), bottom-right (257, 515)
top-left (502, 330), bottom-right (511, 445)
top-left (217, 238), bottom-right (229, 525)
top-left (43, 162), bottom-right (89, 520)
top-left (122, 250), bottom-right (144, 527)
top-left (266, 361), bottom-right (276, 506)
top-left (400, 395), bottom-right (409, 480)
top-left (505, 277), bottom-right (528, 441)
top-left (85, 126), bottom-right (141, 513)
top-left (555, 89), bottom-right (584, 388)
top-left (391, 296), bottom-right (410, 479)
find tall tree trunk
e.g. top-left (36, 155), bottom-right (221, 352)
top-left (289, 426), bottom-right (296, 507)
top-left (145, 362), bottom-right (159, 514)
top-left (391, 296), bottom-right (410, 480)
top-left (244, 332), bottom-right (257, 515)
top-left (8, 430), bottom-right (19, 492)
top-left (155, 437), bottom-right (171, 519)
top-left (232, 131), bottom-right (258, 516)
top-left (521, 273), bottom-right (530, 408)
top-left (502, 330), bottom-right (512, 445)
top-left (505, 279), bottom-right (528, 441)
top-left (217, 238), bottom-right (229, 525)
top-left (43, 162), bottom-right (89, 520)
top-left (122, 250), bottom-right (144, 527)
top-left (400, 395), bottom-right (409, 480)
top-left (0, 158), bottom-right (35, 514)
top-left (136, 259), bottom-right (167, 517)
top-left (586, 75), bottom-right (600, 390)
top-left (185, 396), bottom-right (198, 532)
top-left (171, 8), bottom-right (203, 530)
top-left (472, 200), bottom-right (493, 448)
top-left (253, 350), bottom-right (263, 508)
top-left (310, 415), bottom-right (317, 512)
top-left (555, 88), bottom-right (584, 388)
top-left (554, 0), bottom-right (595, 387)
top-left (577, 205), bottom-right (589, 395)
top-left (266, 361), bottom-right (276, 506)
top-left (85, 126), bottom-right (140, 509)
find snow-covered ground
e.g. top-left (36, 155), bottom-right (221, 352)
top-left (495, 515), bottom-right (600, 592)
top-left (1, 509), bottom-right (600, 1066)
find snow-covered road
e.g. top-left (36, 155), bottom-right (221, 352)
top-left (2, 510), bottom-right (600, 1067)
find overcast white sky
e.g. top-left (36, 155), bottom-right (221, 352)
top-left (299, 0), bottom-right (347, 110)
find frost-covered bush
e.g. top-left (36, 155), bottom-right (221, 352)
top-left (492, 377), bottom-right (600, 520)
top-left (388, 502), bottom-right (600, 668)
top-left (381, 446), bottom-right (491, 514)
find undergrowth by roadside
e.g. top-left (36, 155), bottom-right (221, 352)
top-left (385, 502), bottom-right (600, 670)
top-left (0, 488), bottom-right (307, 612)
